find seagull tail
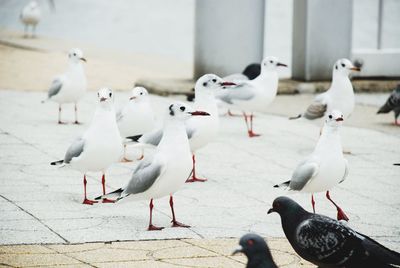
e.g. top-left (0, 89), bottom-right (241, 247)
top-left (274, 180), bottom-right (290, 189)
top-left (126, 135), bottom-right (143, 142)
top-left (289, 114), bottom-right (302, 120)
top-left (394, 163), bottom-right (400, 166)
top-left (50, 160), bottom-right (64, 166)
top-left (95, 188), bottom-right (126, 201)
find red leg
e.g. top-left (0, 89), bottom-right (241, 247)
top-left (121, 145), bottom-right (133, 162)
top-left (148, 199), bottom-right (164, 231)
top-left (248, 113), bottom-right (260, 137)
top-left (326, 191), bottom-right (349, 221)
top-left (186, 155), bottom-right (207, 183)
top-left (73, 103), bottom-right (81, 124)
top-left (58, 104), bottom-right (66, 124)
top-left (82, 175), bottom-right (97, 205)
top-left (227, 109), bottom-right (241, 117)
top-left (169, 195), bottom-right (190, 228)
top-left (101, 174), bottom-right (115, 203)
top-left (311, 194), bottom-right (316, 213)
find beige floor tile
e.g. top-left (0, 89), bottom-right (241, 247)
top-left (68, 247), bottom-right (150, 263)
top-left (163, 256), bottom-right (244, 268)
top-left (153, 245), bottom-right (217, 259)
top-left (0, 253), bottom-right (81, 267)
top-left (0, 245), bottom-right (55, 254)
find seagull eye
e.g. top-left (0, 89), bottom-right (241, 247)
top-left (269, 60), bottom-right (273, 63)
top-left (329, 115), bottom-right (333, 119)
top-left (73, 53), bottom-right (76, 56)
top-left (180, 106), bottom-right (185, 111)
top-left (109, 92), bottom-right (112, 97)
top-left (335, 65), bottom-right (338, 70)
top-left (212, 79), bottom-right (217, 83)
top-left (140, 92), bottom-right (143, 95)
top-left (341, 63), bottom-right (345, 67)
top-left (203, 82), bottom-right (207, 87)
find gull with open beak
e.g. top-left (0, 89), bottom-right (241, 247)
top-left (42, 48), bottom-right (87, 124)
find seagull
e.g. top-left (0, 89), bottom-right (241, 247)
top-left (128, 74), bottom-right (234, 183)
top-left (290, 58), bottom-right (360, 121)
top-left (215, 56), bottom-right (287, 137)
top-left (43, 48), bottom-right (87, 124)
top-left (377, 84), bottom-right (400, 125)
top-left (95, 102), bottom-right (210, 230)
top-left (274, 110), bottom-right (349, 221)
top-left (268, 196), bottom-right (400, 268)
top-left (20, 1), bottom-right (41, 38)
top-left (51, 88), bottom-right (123, 205)
top-left (232, 233), bottom-right (278, 268)
top-left (117, 87), bottom-right (155, 161)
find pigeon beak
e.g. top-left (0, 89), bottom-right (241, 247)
top-left (335, 117), bottom-right (344, 122)
top-left (129, 96), bottom-right (137, 100)
top-left (100, 97), bottom-right (107, 102)
top-left (267, 208), bottom-right (275, 214)
top-left (232, 247), bottom-right (243, 256)
top-left (80, 57), bottom-right (87, 63)
top-left (277, 62), bottom-right (288, 67)
top-left (350, 66), bottom-right (360, 71)
top-left (220, 81), bottom-right (237, 86)
top-left (190, 111), bottom-right (210, 116)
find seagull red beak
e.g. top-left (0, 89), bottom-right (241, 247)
top-left (100, 97), bottom-right (107, 102)
top-left (277, 62), bottom-right (288, 67)
top-left (220, 81), bottom-right (237, 86)
top-left (335, 117), bottom-right (344, 122)
top-left (190, 111), bottom-right (210, 116)
top-left (80, 57), bottom-right (87, 62)
top-left (350, 66), bottom-right (360, 71)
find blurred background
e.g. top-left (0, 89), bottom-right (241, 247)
top-left (0, 0), bottom-right (399, 91)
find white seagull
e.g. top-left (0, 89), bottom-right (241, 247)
top-left (290, 58), bottom-right (360, 121)
top-left (117, 87), bottom-right (155, 161)
top-left (96, 102), bottom-right (210, 230)
top-left (216, 56), bottom-right (287, 137)
top-left (275, 110), bottom-right (349, 221)
top-left (20, 1), bottom-right (41, 38)
top-left (43, 48), bottom-right (87, 124)
top-left (51, 88), bottom-right (124, 205)
top-left (129, 74), bottom-right (234, 182)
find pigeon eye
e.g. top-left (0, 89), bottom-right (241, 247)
top-left (212, 79), bottom-right (217, 83)
top-left (329, 115), bottom-right (333, 119)
top-left (180, 106), bottom-right (185, 111)
top-left (247, 240), bottom-right (254, 246)
top-left (341, 63), bottom-right (345, 67)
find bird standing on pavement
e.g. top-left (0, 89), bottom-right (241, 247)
top-left (96, 102), bottom-right (210, 230)
top-left (268, 196), bottom-right (400, 268)
top-left (275, 110), bottom-right (349, 221)
top-left (20, 1), bottom-right (41, 38)
top-left (232, 233), bottom-right (278, 268)
top-left (117, 87), bottom-right (155, 161)
top-left (43, 48), bottom-right (87, 124)
top-left (215, 56), bottom-right (287, 137)
top-left (51, 88), bottom-right (123, 205)
top-left (377, 84), bottom-right (400, 126)
top-left (290, 58), bottom-right (360, 121)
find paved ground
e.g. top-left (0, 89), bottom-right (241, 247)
top-left (0, 89), bottom-right (399, 267)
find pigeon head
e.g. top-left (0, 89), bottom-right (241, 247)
top-left (130, 86), bottom-right (148, 101)
top-left (195, 74), bottom-right (236, 93)
top-left (233, 233), bottom-right (277, 268)
top-left (268, 196), bottom-right (305, 218)
top-left (68, 48), bottom-right (86, 63)
top-left (333, 58), bottom-right (360, 76)
top-left (167, 102), bottom-right (210, 121)
top-left (261, 56), bottom-right (288, 72)
top-left (325, 110), bottom-right (344, 127)
top-left (97, 87), bottom-right (114, 105)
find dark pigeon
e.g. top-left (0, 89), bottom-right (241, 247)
top-left (268, 196), bottom-right (400, 268)
top-left (233, 233), bottom-right (278, 268)
top-left (377, 85), bottom-right (400, 125)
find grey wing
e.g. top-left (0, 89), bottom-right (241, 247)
top-left (289, 161), bottom-right (319, 190)
top-left (216, 83), bottom-right (255, 104)
top-left (186, 125), bottom-right (196, 139)
top-left (116, 110), bottom-right (123, 122)
top-left (48, 78), bottom-right (63, 99)
top-left (339, 159), bottom-right (349, 184)
top-left (64, 138), bottom-right (85, 164)
top-left (303, 101), bottom-right (327, 120)
top-left (139, 128), bottom-right (163, 146)
top-left (378, 89), bottom-right (400, 114)
top-left (124, 159), bottom-right (164, 194)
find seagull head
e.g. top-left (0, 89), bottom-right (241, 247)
top-left (129, 86), bottom-right (149, 101)
top-left (97, 87), bottom-right (114, 105)
top-left (68, 48), bottom-right (86, 64)
top-left (261, 56), bottom-right (288, 72)
top-left (232, 233), bottom-right (271, 261)
top-left (325, 110), bottom-right (344, 127)
top-left (195, 74), bottom-right (236, 94)
top-left (333, 58), bottom-right (360, 76)
top-left (167, 102), bottom-right (210, 121)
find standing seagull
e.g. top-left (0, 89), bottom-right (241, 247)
top-left (43, 48), bottom-right (87, 124)
top-left (268, 196), bottom-right (400, 268)
top-left (216, 56), bottom-right (287, 137)
top-left (129, 74), bottom-right (234, 182)
top-left (117, 87), bottom-right (155, 161)
top-left (20, 1), bottom-right (41, 38)
top-left (275, 110), bottom-right (349, 221)
top-left (51, 88), bottom-right (123, 205)
top-left (290, 59), bottom-right (360, 121)
top-left (377, 84), bottom-right (400, 125)
top-left (96, 102), bottom-right (210, 230)
top-left (232, 233), bottom-right (278, 268)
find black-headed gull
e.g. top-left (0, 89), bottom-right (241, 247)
top-left (117, 87), bottom-right (155, 161)
top-left (51, 88), bottom-right (123, 205)
top-left (20, 1), bottom-right (41, 38)
top-left (216, 56), bottom-right (287, 137)
top-left (290, 59), bottom-right (360, 121)
top-left (43, 48), bottom-right (87, 124)
top-left (275, 110), bottom-right (349, 221)
top-left (377, 84), bottom-right (400, 125)
top-left (96, 102), bottom-right (210, 230)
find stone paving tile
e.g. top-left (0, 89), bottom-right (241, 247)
top-left (0, 252), bottom-right (81, 267)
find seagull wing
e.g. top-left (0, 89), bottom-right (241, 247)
top-left (139, 128), bottom-right (163, 146)
top-left (48, 78), bottom-right (63, 99)
top-left (289, 160), bottom-right (319, 190)
top-left (215, 82), bottom-right (256, 104)
top-left (64, 138), bottom-right (85, 164)
top-left (339, 159), bottom-right (349, 184)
